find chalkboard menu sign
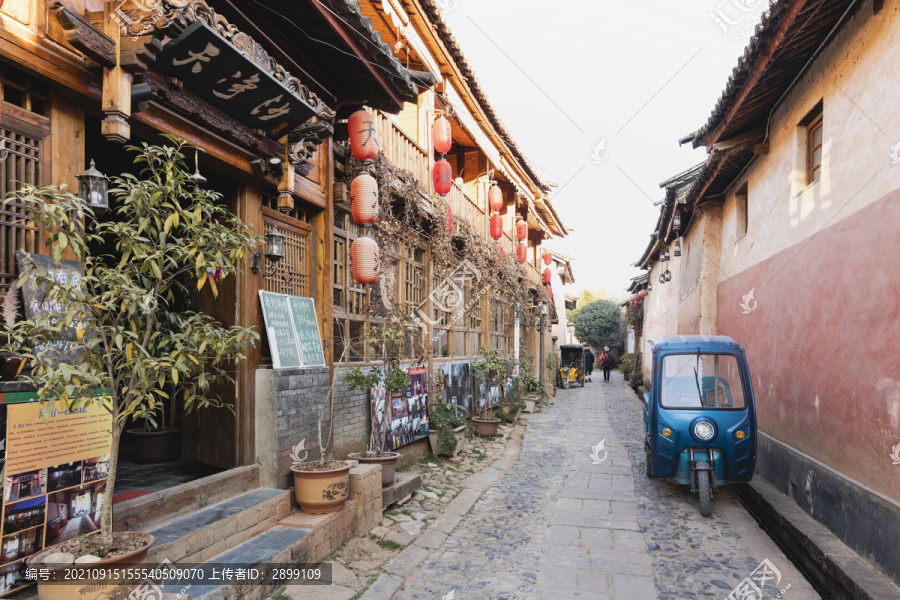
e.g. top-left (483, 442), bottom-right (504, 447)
top-left (15, 252), bottom-right (91, 366)
top-left (288, 297), bottom-right (326, 367)
top-left (258, 291), bottom-right (325, 369)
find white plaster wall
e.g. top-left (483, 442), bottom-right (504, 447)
top-left (719, 0), bottom-right (900, 278)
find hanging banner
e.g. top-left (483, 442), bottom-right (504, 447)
top-left (0, 391), bottom-right (111, 597)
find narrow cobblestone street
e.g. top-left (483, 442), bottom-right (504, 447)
top-left (328, 374), bottom-right (824, 600)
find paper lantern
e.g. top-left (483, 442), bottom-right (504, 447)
top-left (542, 249), bottom-right (551, 266)
top-left (446, 201), bottom-right (453, 233)
top-left (515, 219), bottom-right (527, 241)
top-left (433, 116), bottom-right (452, 155)
top-left (542, 268), bottom-right (551, 284)
top-left (545, 284), bottom-right (553, 297)
top-left (489, 185), bottom-right (503, 212)
top-left (490, 214), bottom-right (503, 239)
top-left (638, 289), bottom-right (649, 298)
top-left (433, 159), bottom-right (452, 195)
top-left (350, 172), bottom-right (378, 226)
top-left (496, 242), bottom-right (503, 262)
top-left (516, 243), bottom-right (527, 263)
top-left (348, 110), bottom-right (377, 163)
top-left (351, 236), bottom-right (379, 285)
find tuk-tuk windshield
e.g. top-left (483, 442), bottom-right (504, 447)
top-left (659, 353), bottom-right (746, 409)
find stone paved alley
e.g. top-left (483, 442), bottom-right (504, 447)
top-left (279, 375), bottom-right (823, 600)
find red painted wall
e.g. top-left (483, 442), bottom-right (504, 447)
top-left (717, 188), bottom-right (900, 502)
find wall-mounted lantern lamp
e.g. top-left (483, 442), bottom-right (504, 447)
top-left (250, 227), bottom-right (285, 277)
top-left (76, 159), bottom-right (110, 211)
top-left (673, 212), bottom-right (681, 234)
top-left (250, 156), bottom-right (285, 178)
top-left (673, 239), bottom-right (682, 257)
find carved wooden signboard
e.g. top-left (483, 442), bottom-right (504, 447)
top-left (15, 252), bottom-right (90, 366)
top-left (155, 20), bottom-right (317, 138)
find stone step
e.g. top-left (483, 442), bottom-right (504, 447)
top-left (382, 472), bottom-right (422, 509)
top-left (115, 465), bottom-right (261, 533)
top-left (147, 487), bottom-right (291, 564)
top-left (160, 525), bottom-right (314, 600)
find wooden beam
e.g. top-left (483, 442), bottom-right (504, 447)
top-left (49, 2), bottom-right (116, 68)
top-left (100, 3), bottom-right (132, 143)
top-left (704, 0), bottom-right (811, 151)
top-left (306, 1), bottom-right (406, 112)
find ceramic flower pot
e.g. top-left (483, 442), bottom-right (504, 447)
top-left (348, 452), bottom-right (401, 487)
top-left (472, 418), bottom-right (500, 437)
top-left (291, 461), bottom-right (351, 514)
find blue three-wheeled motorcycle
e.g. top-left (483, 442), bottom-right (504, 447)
top-left (643, 336), bottom-right (756, 517)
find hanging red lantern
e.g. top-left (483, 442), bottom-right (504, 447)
top-left (433, 159), bottom-right (452, 195)
top-left (433, 116), bottom-right (452, 155)
top-left (496, 242), bottom-right (503, 261)
top-left (638, 289), bottom-right (649, 298)
top-left (348, 110), bottom-right (377, 163)
top-left (515, 219), bottom-right (527, 242)
top-left (488, 185), bottom-right (503, 212)
top-left (490, 214), bottom-right (503, 239)
top-left (350, 172), bottom-right (378, 226)
top-left (542, 267), bottom-right (551, 284)
top-left (545, 284), bottom-right (553, 297)
top-left (446, 201), bottom-right (453, 233)
top-left (351, 236), bottom-right (379, 285)
top-left (516, 243), bottom-right (527, 263)
top-left (542, 249), bottom-right (552, 266)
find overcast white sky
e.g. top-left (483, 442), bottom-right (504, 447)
top-left (440, 0), bottom-right (765, 294)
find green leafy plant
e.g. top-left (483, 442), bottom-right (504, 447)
top-left (1, 138), bottom-right (259, 546)
top-left (574, 299), bottom-right (624, 349)
top-left (497, 387), bottom-right (524, 423)
top-left (618, 353), bottom-right (634, 374)
top-left (518, 351), bottom-right (540, 392)
top-left (429, 402), bottom-right (466, 455)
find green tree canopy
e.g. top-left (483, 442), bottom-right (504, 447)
top-left (574, 299), bottom-right (623, 348)
top-left (566, 288), bottom-right (627, 323)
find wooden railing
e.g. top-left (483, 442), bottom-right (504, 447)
top-left (370, 110), bottom-right (429, 188)
top-left (449, 181), bottom-right (486, 238)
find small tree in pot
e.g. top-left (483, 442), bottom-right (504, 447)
top-left (3, 139), bottom-right (258, 581)
top-left (471, 347), bottom-right (516, 437)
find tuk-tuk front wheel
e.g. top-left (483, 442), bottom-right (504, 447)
top-left (561, 374), bottom-right (570, 389)
top-left (644, 446), bottom-right (653, 478)
top-left (698, 471), bottom-right (712, 517)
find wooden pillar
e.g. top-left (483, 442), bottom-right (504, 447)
top-left (320, 138), bottom-right (335, 366)
top-left (101, 3), bottom-right (132, 142)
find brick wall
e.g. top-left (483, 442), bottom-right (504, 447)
top-left (332, 372), bottom-right (371, 459)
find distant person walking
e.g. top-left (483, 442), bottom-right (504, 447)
top-left (583, 346), bottom-right (594, 382)
top-left (599, 347), bottom-right (614, 383)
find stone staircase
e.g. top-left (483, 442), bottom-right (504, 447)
top-left (108, 462), bottom-right (386, 600)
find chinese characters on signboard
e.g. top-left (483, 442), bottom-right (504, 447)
top-left (156, 20), bottom-right (317, 138)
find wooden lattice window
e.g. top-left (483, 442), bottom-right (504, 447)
top-left (262, 207), bottom-right (311, 297)
top-left (1, 102), bottom-right (49, 295)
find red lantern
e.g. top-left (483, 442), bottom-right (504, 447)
top-left (350, 172), bottom-right (378, 226)
top-left (348, 110), bottom-right (377, 162)
top-left (516, 243), bottom-right (527, 263)
top-left (545, 284), bottom-right (553, 297)
top-left (351, 236), bottom-right (379, 285)
top-left (515, 219), bottom-right (527, 241)
top-left (433, 159), bottom-right (452, 195)
top-left (433, 116), bottom-right (452, 155)
top-left (489, 185), bottom-right (503, 212)
top-left (542, 267), bottom-right (551, 284)
top-left (446, 201), bottom-right (453, 233)
top-left (496, 242), bottom-right (503, 261)
top-left (490, 214), bottom-right (503, 239)
top-left (638, 289), bottom-right (649, 298)
top-left (542, 249), bottom-right (552, 265)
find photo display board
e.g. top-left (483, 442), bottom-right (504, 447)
top-left (258, 292), bottom-right (325, 369)
top-left (0, 390), bottom-right (112, 597)
top-left (371, 367), bottom-right (429, 452)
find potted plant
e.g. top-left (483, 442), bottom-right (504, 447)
top-left (0, 290), bottom-right (25, 381)
top-left (288, 326), bottom-right (356, 513)
top-left (344, 357), bottom-right (411, 487)
top-left (471, 347), bottom-right (515, 436)
top-left (428, 402), bottom-right (467, 457)
top-left (497, 387), bottom-right (524, 424)
top-left (6, 139), bottom-right (259, 598)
